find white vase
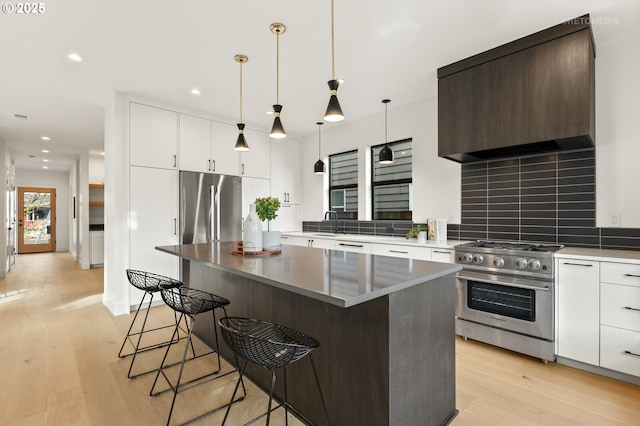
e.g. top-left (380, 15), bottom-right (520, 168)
top-left (243, 204), bottom-right (263, 252)
top-left (262, 230), bottom-right (281, 252)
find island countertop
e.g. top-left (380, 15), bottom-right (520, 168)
top-left (156, 241), bottom-right (461, 308)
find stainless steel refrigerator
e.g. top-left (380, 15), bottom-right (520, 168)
top-left (180, 171), bottom-right (242, 280)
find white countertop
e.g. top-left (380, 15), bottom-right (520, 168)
top-left (282, 231), bottom-right (469, 249)
top-left (156, 242), bottom-right (461, 308)
top-left (556, 247), bottom-right (640, 264)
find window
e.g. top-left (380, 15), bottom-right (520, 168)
top-left (329, 150), bottom-right (358, 219)
top-left (371, 138), bottom-right (412, 220)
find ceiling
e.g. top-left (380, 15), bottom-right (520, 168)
top-left (0, 0), bottom-right (632, 172)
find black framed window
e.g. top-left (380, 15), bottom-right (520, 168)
top-left (371, 138), bottom-right (412, 220)
top-left (329, 150), bottom-right (358, 219)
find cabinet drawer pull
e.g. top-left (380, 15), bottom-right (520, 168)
top-left (562, 262), bottom-right (593, 267)
top-left (339, 243), bottom-right (363, 248)
top-left (389, 250), bottom-right (408, 254)
top-left (624, 350), bottom-right (640, 358)
top-left (173, 155), bottom-right (177, 168)
top-left (624, 306), bottom-right (640, 312)
top-left (624, 273), bottom-right (640, 278)
top-left (433, 250), bottom-right (451, 254)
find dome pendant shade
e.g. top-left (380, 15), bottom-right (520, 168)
top-left (314, 159), bottom-right (326, 174)
top-left (269, 104), bottom-right (286, 139)
top-left (379, 144), bottom-right (394, 164)
top-left (324, 80), bottom-right (344, 122)
top-left (234, 123), bottom-right (249, 151)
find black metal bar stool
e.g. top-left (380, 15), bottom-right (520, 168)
top-left (150, 287), bottom-right (245, 426)
top-left (118, 269), bottom-right (189, 379)
top-left (218, 317), bottom-right (331, 426)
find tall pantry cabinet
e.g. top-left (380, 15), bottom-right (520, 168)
top-left (128, 103), bottom-right (180, 305)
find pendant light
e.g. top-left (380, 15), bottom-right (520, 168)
top-left (269, 23), bottom-right (287, 139)
top-left (314, 122), bottom-right (326, 174)
top-left (378, 99), bottom-right (394, 164)
top-left (234, 54), bottom-right (249, 151)
top-left (324, 0), bottom-right (344, 122)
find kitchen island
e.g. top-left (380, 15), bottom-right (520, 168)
top-left (156, 242), bottom-right (461, 426)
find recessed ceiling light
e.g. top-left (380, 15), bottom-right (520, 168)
top-left (43, 159), bottom-right (49, 162)
top-left (41, 149), bottom-right (50, 153)
top-left (337, 78), bottom-right (346, 85)
top-left (67, 53), bottom-right (83, 62)
top-left (190, 88), bottom-right (201, 95)
top-left (41, 136), bottom-right (50, 140)
top-left (100, 152), bottom-right (105, 156)
top-left (266, 110), bottom-right (274, 115)
top-left (43, 166), bottom-right (49, 169)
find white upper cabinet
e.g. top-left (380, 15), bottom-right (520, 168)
top-left (179, 114), bottom-right (240, 175)
top-left (130, 103), bottom-right (178, 169)
top-left (240, 128), bottom-right (271, 179)
top-left (211, 121), bottom-right (240, 176)
top-left (179, 114), bottom-right (212, 173)
top-left (270, 138), bottom-right (300, 204)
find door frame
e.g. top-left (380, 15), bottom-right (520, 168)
top-left (17, 187), bottom-right (56, 253)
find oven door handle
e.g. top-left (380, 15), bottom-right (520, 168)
top-left (456, 271), bottom-right (551, 292)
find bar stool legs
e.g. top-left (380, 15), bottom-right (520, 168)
top-left (118, 270), bottom-right (188, 379)
top-left (150, 287), bottom-right (246, 426)
top-left (219, 317), bottom-right (331, 426)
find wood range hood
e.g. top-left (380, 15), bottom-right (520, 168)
top-left (437, 15), bottom-right (596, 163)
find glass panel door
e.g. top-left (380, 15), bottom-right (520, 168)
top-left (18, 187), bottom-right (56, 253)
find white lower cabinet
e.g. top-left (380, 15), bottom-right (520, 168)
top-left (371, 244), bottom-right (431, 260)
top-left (556, 258), bottom-right (600, 365)
top-left (600, 325), bottom-right (640, 377)
top-left (335, 240), bottom-right (370, 254)
top-left (431, 248), bottom-right (454, 263)
top-left (281, 236), bottom-right (334, 249)
top-left (599, 261), bottom-right (640, 377)
top-left (90, 231), bottom-right (104, 266)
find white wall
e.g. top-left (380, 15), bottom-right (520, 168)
top-left (593, 2), bottom-right (640, 228)
top-left (300, 96), bottom-right (461, 223)
top-left (88, 154), bottom-right (105, 184)
top-left (15, 168), bottom-right (70, 252)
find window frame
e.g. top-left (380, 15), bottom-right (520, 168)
top-left (370, 138), bottom-right (413, 220)
top-left (328, 149), bottom-right (359, 220)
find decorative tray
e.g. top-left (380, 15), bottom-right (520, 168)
top-left (231, 248), bottom-right (281, 256)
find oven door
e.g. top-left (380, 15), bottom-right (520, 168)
top-left (455, 270), bottom-right (553, 341)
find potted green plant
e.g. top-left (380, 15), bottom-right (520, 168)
top-left (254, 196), bottom-right (281, 251)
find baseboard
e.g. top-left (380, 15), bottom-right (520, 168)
top-left (79, 260), bottom-right (91, 270)
top-left (556, 356), bottom-right (640, 386)
top-left (102, 294), bottom-right (131, 316)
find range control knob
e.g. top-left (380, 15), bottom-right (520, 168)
top-left (528, 259), bottom-right (541, 270)
top-left (473, 254), bottom-right (484, 265)
top-left (515, 258), bottom-right (528, 269)
top-left (462, 253), bottom-right (473, 263)
top-left (493, 258), bottom-right (505, 268)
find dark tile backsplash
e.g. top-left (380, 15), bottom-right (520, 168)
top-left (305, 148), bottom-right (640, 251)
top-left (449, 148), bottom-right (640, 251)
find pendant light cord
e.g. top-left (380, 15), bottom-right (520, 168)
top-left (331, 0), bottom-right (335, 80)
top-left (276, 30), bottom-right (280, 104)
top-left (385, 101), bottom-right (388, 143)
top-left (318, 124), bottom-right (322, 157)
top-left (239, 60), bottom-right (243, 122)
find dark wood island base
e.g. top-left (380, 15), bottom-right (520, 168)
top-left (158, 243), bottom-right (459, 426)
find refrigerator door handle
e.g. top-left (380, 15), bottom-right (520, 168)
top-left (211, 184), bottom-right (219, 242)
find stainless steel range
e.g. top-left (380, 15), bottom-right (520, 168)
top-left (454, 241), bottom-right (564, 362)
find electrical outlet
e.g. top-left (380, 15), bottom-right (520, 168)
top-left (609, 213), bottom-right (621, 227)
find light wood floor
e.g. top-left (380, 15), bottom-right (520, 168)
top-left (1, 252), bottom-right (639, 425)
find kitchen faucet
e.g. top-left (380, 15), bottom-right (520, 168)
top-left (324, 211), bottom-right (345, 234)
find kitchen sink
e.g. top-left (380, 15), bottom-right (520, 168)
top-left (312, 233), bottom-right (337, 237)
